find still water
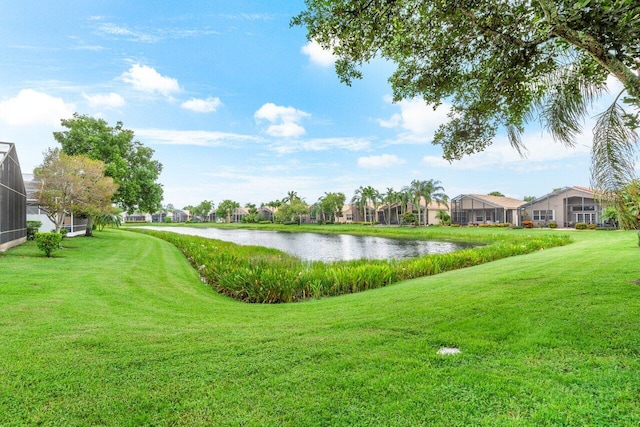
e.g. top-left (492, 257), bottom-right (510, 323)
top-left (145, 227), bottom-right (470, 262)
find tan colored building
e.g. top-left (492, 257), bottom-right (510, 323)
top-left (451, 194), bottom-right (526, 226)
top-left (523, 186), bottom-right (604, 227)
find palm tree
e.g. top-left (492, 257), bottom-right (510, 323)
top-left (351, 186), bottom-right (365, 222)
top-left (283, 191), bottom-right (300, 204)
top-left (421, 179), bottom-right (448, 226)
top-left (408, 180), bottom-right (425, 226)
top-left (408, 179), bottom-right (448, 226)
top-left (362, 186), bottom-right (380, 224)
top-left (398, 187), bottom-right (412, 225)
top-left (383, 187), bottom-right (396, 226)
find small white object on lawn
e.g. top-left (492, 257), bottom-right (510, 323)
top-left (437, 347), bottom-right (461, 355)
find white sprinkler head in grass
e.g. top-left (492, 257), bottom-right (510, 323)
top-left (437, 347), bottom-right (461, 355)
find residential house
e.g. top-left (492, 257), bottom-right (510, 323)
top-left (336, 203), bottom-right (373, 223)
top-left (523, 186), bottom-right (604, 227)
top-left (171, 209), bottom-right (189, 223)
top-left (231, 206), bottom-right (249, 223)
top-left (123, 212), bottom-right (151, 223)
top-left (0, 143), bottom-right (27, 251)
top-left (258, 205), bottom-right (277, 222)
top-left (378, 200), bottom-right (450, 225)
top-left (451, 194), bottom-right (525, 226)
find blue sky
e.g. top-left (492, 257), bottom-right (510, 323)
top-left (0, 1), bottom-right (611, 208)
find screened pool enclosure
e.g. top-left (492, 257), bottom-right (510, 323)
top-left (0, 142), bottom-right (27, 251)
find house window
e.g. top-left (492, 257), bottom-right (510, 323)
top-left (575, 213), bottom-right (596, 223)
top-left (533, 210), bottom-right (554, 221)
top-left (572, 205), bottom-right (595, 212)
top-left (346, 214), bottom-right (353, 221)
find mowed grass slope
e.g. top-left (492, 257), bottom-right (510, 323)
top-left (1, 229), bottom-right (639, 426)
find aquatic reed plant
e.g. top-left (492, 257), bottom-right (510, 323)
top-left (131, 229), bottom-right (571, 303)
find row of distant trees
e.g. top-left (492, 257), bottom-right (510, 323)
top-left (171, 179), bottom-right (454, 226)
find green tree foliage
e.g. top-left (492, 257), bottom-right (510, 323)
top-left (26, 220), bottom-right (42, 240)
top-left (94, 213), bottom-right (122, 231)
top-left (54, 113), bottom-right (163, 214)
top-left (34, 148), bottom-right (118, 235)
top-left (276, 199), bottom-right (310, 224)
top-left (488, 191), bottom-right (505, 197)
top-left (191, 200), bottom-right (214, 222)
top-left (293, 1), bottom-right (640, 193)
top-left (216, 200), bottom-right (240, 223)
top-left (318, 192), bottom-right (346, 223)
top-left (606, 180), bottom-right (640, 229)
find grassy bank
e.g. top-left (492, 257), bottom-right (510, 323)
top-left (1, 229), bottom-right (639, 425)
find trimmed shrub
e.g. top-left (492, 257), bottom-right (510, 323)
top-left (26, 220), bottom-right (42, 240)
top-left (35, 232), bottom-right (62, 257)
top-left (587, 223), bottom-right (597, 230)
top-left (549, 221), bottom-right (558, 228)
top-left (575, 222), bottom-right (588, 230)
top-left (522, 220), bottom-right (534, 228)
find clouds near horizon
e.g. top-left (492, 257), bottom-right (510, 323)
top-left (0, 89), bottom-right (74, 126)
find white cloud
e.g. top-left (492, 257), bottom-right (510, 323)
top-left (379, 96), bottom-right (451, 142)
top-left (97, 23), bottom-right (161, 43)
top-left (180, 97), bottom-right (222, 113)
top-left (255, 103), bottom-right (310, 138)
top-left (269, 137), bottom-right (371, 154)
top-left (358, 154), bottom-right (406, 168)
top-left (83, 92), bottom-right (125, 108)
top-left (121, 64), bottom-right (181, 97)
top-left (301, 40), bottom-right (336, 67)
top-left (422, 130), bottom-right (591, 171)
top-left (0, 89), bottom-right (74, 126)
top-left (136, 129), bottom-right (262, 147)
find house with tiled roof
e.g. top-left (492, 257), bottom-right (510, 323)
top-left (450, 194), bottom-right (526, 226)
top-left (522, 186), bottom-right (605, 227)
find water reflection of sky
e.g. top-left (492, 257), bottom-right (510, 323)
top-left (143, 227), bottom-right (470, 262)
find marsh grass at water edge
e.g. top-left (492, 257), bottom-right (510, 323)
top-left (131, 228), bottom-right (571, 303)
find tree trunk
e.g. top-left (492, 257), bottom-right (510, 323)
top-left (85, 216), bottom-right (94, 237)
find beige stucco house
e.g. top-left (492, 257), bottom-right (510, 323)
top-left (451, 194), bottom-right (526, 226)
top-left (522, 186), bottom-right (604, 227)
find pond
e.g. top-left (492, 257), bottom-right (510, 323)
top-left (143, 226), bottom-right (473, 262)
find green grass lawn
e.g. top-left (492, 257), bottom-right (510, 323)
top-left (1, 228), bottom-right (639, 426)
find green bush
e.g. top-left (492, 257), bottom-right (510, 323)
top-left (26, 220), bottom-right (42, 240)
top-left (549, 221), bottom-right (558, 228)
top-left (132, 229), bottom-right (571, 304)
top-left (35, 232), bottom-right (63, 258)
top-left (587, 223), bottom-right (597, 230)
top-left (575, 222), bottom-right (588, 230)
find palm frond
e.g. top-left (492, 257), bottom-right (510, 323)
top-left (536, 59), bottom-right (607, 147)
top-left (590, 96), bottom-right (639, 193)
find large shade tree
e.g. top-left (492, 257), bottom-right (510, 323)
top-left (53, 113), bottom-right (163, 215)
top-left (293, 1), bottom-right (640, 194)
top-left (34, 148), bottom-right (118, 235)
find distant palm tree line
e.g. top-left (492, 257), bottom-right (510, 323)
top-left (262, 179), bottom-right (449, 225)
top-left (169, 179), bottom-right (450, 225)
